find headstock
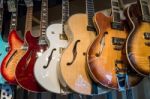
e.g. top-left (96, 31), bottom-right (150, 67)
top-left (24, 0), bottom-right (33, 7)
top-left (7, 0), bottom-right (16, 12)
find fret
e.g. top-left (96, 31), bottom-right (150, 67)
top-left (40, 0), bottom-right (48, 35)
top-left (86, 0), bottom-right (95, 30)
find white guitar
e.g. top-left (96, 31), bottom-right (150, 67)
top-left (34, 0), bottom-right (70, 93)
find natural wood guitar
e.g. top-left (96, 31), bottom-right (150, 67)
top-left (87, 0), bottom-right (142, 90)
top-left (125, 0), bottom-right (150, 76)
top-left (59, 0), bottom-right (96, 95)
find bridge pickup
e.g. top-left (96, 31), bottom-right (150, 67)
top-left (59, 33), bottom-right (68, 40)
top-left (144, 32), bottom-right (150, 40)
top-left (145, 42), bottom-right (150, 46)
top-left (59, 48), bottom-right (65, 54)
top-left (111, 22), bottom-right (124, 30)
top-left (112, 37), bottom-right (125, 45)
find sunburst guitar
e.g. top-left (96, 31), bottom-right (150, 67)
top-left (1, 0), bottom-right (24, 84)
top-left (0, 6), bottom-right (8, 84)
top-left (125, 0), bottom-right (150, 76)
top-left (87, 0), bottom-right (142, 90)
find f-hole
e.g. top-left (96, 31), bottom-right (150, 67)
top-left (6, 50), bottom-right (17, 68)
top-left (43, 48), bottom-right (56, 69)
top-left (67, 40), bottom-right (80, 66)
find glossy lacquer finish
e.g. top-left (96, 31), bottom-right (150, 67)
top-left (15, 31), bottom-right (47, 92)
top-left (0, 34), bottom-right (8, 84)
top-left (87, 13), bottom-right (142, 90)
top-left (126, 5), bottom-right (150, 76)
top-left (60, 14), bottom-right (96, 95)
top-left (1, 30), bottom-right (23, 84)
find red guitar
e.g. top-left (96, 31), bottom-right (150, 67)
top-left (15, 0), bottom-right (49, 92)
top-left (1, 0), bottom-right (24, 84)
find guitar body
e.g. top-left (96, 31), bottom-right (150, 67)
top-left (34, 24), bottom-right (69, 93)
top-left (59, 14), bottom-right (95, 95)
top-left (1, 30), bottom-right (23, 84)
top-left (0, 34), bottom-right (8, 84)
top-left (126, 5), bottom-right (150, 76)
top-left (87, 12), bottom-right (142, 90)
top-left (15, 31), bottom-right (47, 92)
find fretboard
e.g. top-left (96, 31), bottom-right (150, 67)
top-left (40, 0), bottom-right (48, 35)
top-left (111, 0), bottom-right (121, 23)
top-left (10, 12), bottom-right (17, 31)
top-left (0, 8), bottom-right (3, 32)
top-left (139, 0), bottom-right (150, 22)
top-left (62, 0), bottom-right (69, 25)
top-left (25, 7), bottom-right (33, 33)
top-left (86, 0), bottom-right (95, 27)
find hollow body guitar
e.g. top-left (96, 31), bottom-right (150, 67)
top-left (34, 24), bottom-right (68, 93)
top-left (15, 31), bottom-right (48, 92)
top-left (1, 30), bottom-right (24, 84)
top-left (16, 0), bottom-right (48, 92)
top-left (0, 35), bottom-right (8, 84)
top-left (125, 2), bottom-right (150, 76)
top-left (59, 14), bottom-right (96, 95)
top-left (87, 12), bottom-right (142, 90)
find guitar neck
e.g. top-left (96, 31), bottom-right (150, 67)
top-left (25, 7), bottom-right (33, 33)
top-left (111, 0), bottom-right (123, 30)
top-left (0, 8), bottom-right (3, 33)
top-left (86, 0), bottom-right (95, 28)
top-left (40, 0), bottom-right (48, 36)
top-left (138, 0), bottom-right (150, 22)
top-left (62, 0), bottom-right (69, 25)
top-left (10, 12), bottom-right (17, 31)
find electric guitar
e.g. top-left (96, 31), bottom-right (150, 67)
top-left (14, 0), bottom-right (33, 86)
top-left (0, 0), bottom-right (8, 84)
top-left (34, 0), bottom-right (69, 93)
top-left (125, 0), bottom-right (150, 76)
top-left (59, 0), bottom-right (96, 95)
top-left (87, 0), bottom-right (142, 90)
top-left (15, 0), bottom-right (48, 92)
top-left (1, 0), bottom-right (23, 85)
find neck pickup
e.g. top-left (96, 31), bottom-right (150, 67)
top-left (111, 22), bottom-right (124, 30)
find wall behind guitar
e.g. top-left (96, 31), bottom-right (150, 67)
top-left (1, 0), bottom-right (150, 99)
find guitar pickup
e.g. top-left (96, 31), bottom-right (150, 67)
top-left (144, 32), bottom-right (150, 40)
top-left (111, 22), bottom-right (124, 30)
top-left (112, 37), bottom-right (125, 45)
top-left (145, 42), bottom-right (150, 46)
top-left (59, 34), bottom-right (68, 40)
